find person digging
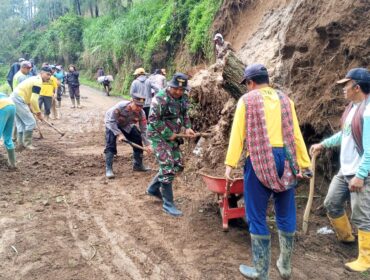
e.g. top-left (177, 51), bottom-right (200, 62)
top-left (146, 73), bottom-right (196, 217)
top-left (310, 68), bottom-right (370, 273)
top-left (104, 92), bottom-right (152, 179)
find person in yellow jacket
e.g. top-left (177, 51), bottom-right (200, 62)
top-left (225, 64), bottom-right (311, 280)
top-left (39, 65), bottom-right (59, 121)
top-left (10, 67), bottom-right (50, 150)
top-left (0, 92), bottom-right (16, 168)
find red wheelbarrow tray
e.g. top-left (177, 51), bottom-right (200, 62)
top-left (199, 173), bottom-right (244, 194)
top-left (199, 173), bottom-right (245, 230)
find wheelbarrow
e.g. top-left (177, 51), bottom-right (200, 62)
top-left (200, 173), bottom-right (245, 231)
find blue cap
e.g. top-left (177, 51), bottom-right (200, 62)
top-left (240, 63), bottom-right (269, 84)
top-left (168, 73), bottom-right (189, 90)
top-left (337, 68), bottom-right (370, 84)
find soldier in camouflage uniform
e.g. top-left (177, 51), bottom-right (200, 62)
top-left (146, 73), bottom-right (196, 216)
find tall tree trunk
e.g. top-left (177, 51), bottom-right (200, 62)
top-left (94, 0), bottom-right (99, 17)
top-left (75, 0), bottom-right (81, 15)
top-left (89, 2), bottom-right (94, 17)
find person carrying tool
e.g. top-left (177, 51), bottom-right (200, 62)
top-left (146, 73), bottom-right (196, 217)
top-left (310, 68), bottom-right (370, 273)
top-left (0, 92), bottom-right (16, 168)
top-left (224, 64), bottom-right (311, 279)
top-left (10, 67), bottom-right (49, 150)
top-left (104, 92), bottom-right (152, 179)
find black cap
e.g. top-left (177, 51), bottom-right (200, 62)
top-left (40, 66), bottom-right (52, 73)
top-left (168, 73), bottom-right (189, 90)
top-left (337, 68), bottom-right (370, 84)
top-left (240, 63), bottom-right (269, 84)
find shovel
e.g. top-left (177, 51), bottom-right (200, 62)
top-left (176, 132), bottom-right (212, 138)
top-left (121, 139), bottom-right (145, 151)
top-left (302, 152), bottom-right (318, 234)
top-left (42, 119), bottom-right (66, 137)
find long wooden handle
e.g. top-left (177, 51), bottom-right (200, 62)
top-left (122, 139), bottom-right (145, 151)
top-left (42, 119), bottom-right (65, 136)
top-left (176, 132), bottom-right (212, 138)
top-left (302, 153), bottom-right (318, 234)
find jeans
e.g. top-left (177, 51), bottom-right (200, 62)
top-left (324, 170), bottom-right (370, 231)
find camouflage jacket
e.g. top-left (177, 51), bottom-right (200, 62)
top-left (147, 89), bottom-right (191, 141)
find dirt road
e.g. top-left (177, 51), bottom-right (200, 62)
top-left (0, 86), bottom-right (366, 279)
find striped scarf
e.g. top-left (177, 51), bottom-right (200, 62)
top-left (243, 89), bottom-right (299, 192)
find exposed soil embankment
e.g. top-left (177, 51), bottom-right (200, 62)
top-left (188, 0), bottom-right (370, 177)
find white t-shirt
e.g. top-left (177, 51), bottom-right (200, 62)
top-left (340, 103), bottom-right (361, 175)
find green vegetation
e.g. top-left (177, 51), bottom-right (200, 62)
top-left (0, 0), bottom-right (222, 97)
top-left (187, 0), bottom-right (222, 60)
top-left (19, 13), bottom-right (84, 65)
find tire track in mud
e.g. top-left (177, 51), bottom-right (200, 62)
top-left (81, 185), bottom-right (192, 280)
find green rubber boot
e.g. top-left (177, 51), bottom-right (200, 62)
top-left (23, 130), bottom-right (36, 150)
top-left (6, 148), bottom-right (16, 169)
top-left (239, 234), bottom-right (271, 280)
top-left (276, 231), bottom-right (294, 279)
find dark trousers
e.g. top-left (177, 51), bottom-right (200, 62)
top-left (143, 107), bottom-right (150, 120)
top-left (68, 86), bottom-right (80, 100)
top-left (104, 126), bottom-right (143, 155)
top-left (38, 96), bottom-right (53, 116)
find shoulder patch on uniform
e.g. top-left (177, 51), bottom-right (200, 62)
top-left (32, 86), bottom-right (41, 94)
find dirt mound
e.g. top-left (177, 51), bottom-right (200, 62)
top-left (187, 0), bottom-right (370, 174)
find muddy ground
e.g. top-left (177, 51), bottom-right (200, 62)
top-left (0, 86), bottom-right (368, 280)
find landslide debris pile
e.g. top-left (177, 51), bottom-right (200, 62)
top-left (186, 0), bottom-right (370, 173)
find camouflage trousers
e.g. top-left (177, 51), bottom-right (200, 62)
top-left (151, 139), bottom-right (184, 184)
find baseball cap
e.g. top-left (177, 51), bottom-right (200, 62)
top-left (240, 63), bottom-right (269, 84)
top-left (336, 68), bottom-right (370, 84)
top-left (18, 58), bottom-right (25, 62)
top-left (20, 61), bottom-right (32, 68)
top-left (168, 73), bottom-right (189, 90)
top-left (133, 68), bottom-right (146, 76)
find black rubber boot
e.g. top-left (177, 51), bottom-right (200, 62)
top-left (133, 151), bottom-right (151, 172)
top-left (146, 173), bottom-right (162, 200)
top-left (105, 152), bottom-right (115, 179)
top-left (161, 182), bottom-right (182, 216)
